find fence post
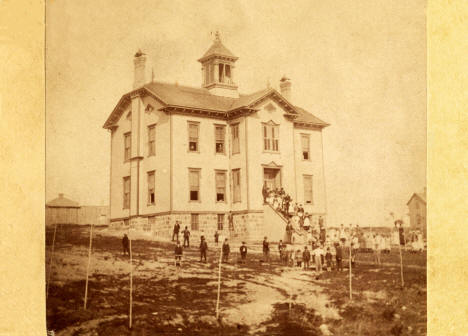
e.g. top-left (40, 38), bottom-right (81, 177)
top-left (215, 236), bottom-right (224, 319)
top-left (46, 222), bottom-right (58, 299)
top-left (83, 223), bottom-right (94, 309)
top-left (349, 245), bottom-right (352, 300)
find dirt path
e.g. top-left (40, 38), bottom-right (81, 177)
top-left (46, 226), bottom-right (426, 335)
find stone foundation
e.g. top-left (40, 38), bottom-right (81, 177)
top-left (109, 211), bottom-right (272, 243)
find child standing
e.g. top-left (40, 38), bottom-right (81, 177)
top-left (325, 247), bottom-right (333, 271)
top-left (199, 236), bottom-right (208, 262)
top-left (335, 242), bottom-right (343, 271)
top-left (222, 238), bottom-right (230, 263)
top-left (295, 249), bottom-right (303, 268)
top-left (302, 246), bottom-right (311, 270)
top-left (174, 241), bottom-right (183, 267)
top-left (239, 241), bottom-right (248, 262)
top-left (314, 245), bottom-right (324, 273)
top-left (214, 231), bottom-right (219, 246)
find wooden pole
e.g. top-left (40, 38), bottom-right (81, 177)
top-left (398, 231), bottom-right (405, 287)
top-left (129, 230), bottom-right (133, 329)
top-left (349, 245), bottom-right (352, 300)
top-left (83, 223), bottom-right (94, 309)
top-left (46, 222), bottom-right (58, 299)
top-left (215, 239), bottom-right (223, 319)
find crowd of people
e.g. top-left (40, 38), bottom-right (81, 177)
top-left (120, 187), bottom-right (424, 271)
top-left (121, 219), bottom-right (423, 274)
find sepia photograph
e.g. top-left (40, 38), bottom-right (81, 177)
top-left (45, 1), bottom-right (426, 335)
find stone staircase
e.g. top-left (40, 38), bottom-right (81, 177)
top-left (263, 203), bottom-right (308, 244)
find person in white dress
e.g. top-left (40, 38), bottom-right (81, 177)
top-left (303, 215), bottom-right (311, 230)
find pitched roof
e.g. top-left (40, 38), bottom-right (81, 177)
top-left (144, 82), bottom-right (236, 111)
top-left (198, 33), bottom-right (237, 62)
top-left (294, 106), bottom-right (330, 127)
top-left (46, 194), bottom-right (80, 208)
top-left (103, 81), bottom-right (329, 129)
top-left (407, 192), bottom-right (426, 205)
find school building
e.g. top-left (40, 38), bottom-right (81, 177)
top-left (103, 33), bottom-right (329, 242)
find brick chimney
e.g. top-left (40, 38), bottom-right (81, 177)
top-left (133, 49), bottom-right (146, 89)
top-left (279, 75), bottom-right (292, 101)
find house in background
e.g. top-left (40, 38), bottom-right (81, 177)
top-left (406, 188), bottom-right (426, 238)
top-left (46, 194), bottom-right (109, 226)
top-left (103, 33), bottom-right (329, 242)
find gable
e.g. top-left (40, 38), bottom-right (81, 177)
top-left (407, 193), bottom-right (427, 206)
top-left (103, 82), bottom-right (329, 130)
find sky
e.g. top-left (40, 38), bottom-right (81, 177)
top-left (46, 0), bottom-right (426, 227)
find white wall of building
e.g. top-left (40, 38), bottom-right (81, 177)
top-left (293, 127), bottom-right (327, 215)
top-left (109, 94), bottom-right (327, 222)
top-left (246, 99), bottom-right (297, 211)
top-left (171, 113), bottom-right (232, 213)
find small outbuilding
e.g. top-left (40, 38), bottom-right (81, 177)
top-left (46, 194), bottom-right (109, 226)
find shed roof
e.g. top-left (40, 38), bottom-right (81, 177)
top-left (46, 194), bottom-right (80, 208)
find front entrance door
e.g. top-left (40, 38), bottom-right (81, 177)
top-left (264, 168), bottom-right (281, 190)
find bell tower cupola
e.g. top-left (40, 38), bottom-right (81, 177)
top-left (198, 32), bottom-right (239, 98)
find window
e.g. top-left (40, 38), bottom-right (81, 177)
top-left (301, 134), bottom-right (310, 160)
top-left (123, 176), bottom-right (131, 209)
top-left (209, 64), bottom-right (214, 83)
top-left (263, 124), bottom-right (279, 152)
top-left (215, 125), bottom-right (225, 154)
top-left (219, 63), bottom-right (225, 83)
top-left (124, 132), bottom-right (131, 161)
top-left (225, 65), bottom-right (231, 83)
top-left (232, 169), bottom-right (241, 203)
top-left (204, 66), bottom-right (209, 85)
top-left (215, 171), bottom-right (226, 202)
top-left (148, 125), bottom-right (156, 156)
top-left (189, 169), bottom-right (200, 201)
top-left (303, 175), bottom-right (313, 204)
top-left (147, 171), bottom-right (155, 205)
top-left (231, 124), bottom-right (240, 154)
top-left (217, 214), bottom-right (224, 230)
top-left (188, 122), bottom-right (199, 152)
top-left (191, 214), bottom-right (199, 231)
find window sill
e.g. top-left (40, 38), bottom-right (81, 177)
top-left (147, 203), bottom-right (156, 206)
top-left (188, 150), bottom-right (200, 154)
top-left (232, 151), bottom-right (240, 155)
top-left (215, 152), bottom-right (226, 155)
top-left (263, 150), bottom-right (280, 154)
top-left (189, 200), bottom-right (201, 203)
top-left (216, 201), bottom-right (227, 204)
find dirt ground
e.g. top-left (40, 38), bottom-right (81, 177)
top-left (46, 225), bottom-right (426, 336)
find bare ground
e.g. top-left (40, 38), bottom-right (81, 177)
top-left (46, 226), bottom-right (426, 336)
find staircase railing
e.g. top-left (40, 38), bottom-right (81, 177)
top-left (265, 202), bottom-right (307, 239)
top-left (265, 202), bottom-right (289, 224)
